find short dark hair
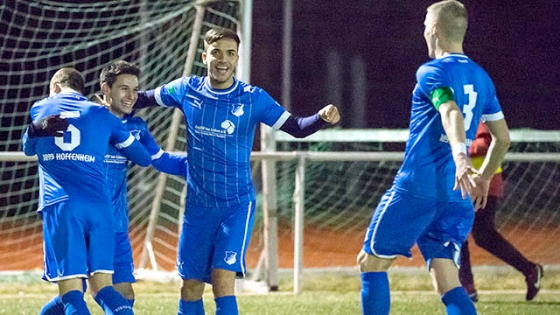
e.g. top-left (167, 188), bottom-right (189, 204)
top-left (203, 27), bottom-right (240, 49)
top-left (51, 68), bottom-right (85, 94)
top-left (100, 60), bottom-right (140, 88)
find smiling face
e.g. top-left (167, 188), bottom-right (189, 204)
top-left (202, 37), bottom-right (239, 90)
top-left (102, 74), bottom-right (139, 118)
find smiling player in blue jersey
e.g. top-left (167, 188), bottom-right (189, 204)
top-left (357, 1), bottom-right (511, 315)
top-left (22, 68), bottom-right (152, 315)
top-left (100, 60), bottom-right (188, 308)
top-left (135, 27), bottom-right (340, 315)
top-left (38, 61), bottom-right (188, 315)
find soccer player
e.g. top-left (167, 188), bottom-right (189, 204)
top-left (100, 59), bottom-right (188, 307)
top-left (22, 67), bottom-right (151, 314)
top-left (135, 27), bottom-right (340, 315)
top-left (357, 1), bottom-right (511, 314)
top-left (459, 122), bottom-right (543, 302)
top-left (38, 60), bottom-right (188, 314)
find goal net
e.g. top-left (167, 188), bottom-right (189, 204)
top-left (261, 129), bottom-right (560, 280)
top-left (0, 0), bottom-right (244, 271)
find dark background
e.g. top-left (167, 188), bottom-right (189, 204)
top-left (251, 0), bottom-right (560, 129)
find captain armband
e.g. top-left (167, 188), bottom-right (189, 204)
top-left (430, 87), bottom-right (454, 110)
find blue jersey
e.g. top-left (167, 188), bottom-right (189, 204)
top-left (22, 92), bottom-right (151, 211)
top-left (394, 54), bottom-right (503, 201)
top-left (154, 76), bottom-right (289, 208)
top-left (104, 116), bottom-right (187, 232)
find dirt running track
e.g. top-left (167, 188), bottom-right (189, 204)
top-left (0, 221), bottom-right (556, 273)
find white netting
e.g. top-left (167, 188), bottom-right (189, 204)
top-left (257, 129), bottom-right (560, 270)
top-left (0, 0), bottom-right (242, 271)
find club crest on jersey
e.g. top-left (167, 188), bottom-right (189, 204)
top-left (224, 251), bottom-right (237, 265)
top-left (221, 120), bottom-right (235, 134)
top-left (231, 104), bottom-right (244, 117)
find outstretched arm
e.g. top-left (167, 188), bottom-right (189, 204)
top-left (22, 114), bottom-right (69, 156)
top-left (116, 135), bottom-right (152, 167)
top-left (279, 104), bottom-right (340, 138)
top-left (135, 90), bottom-right (159, 109)
top-left (151, 151), bottom-right (188, 178)
top-left (27, 115), bottom-right (68, 138)
top-left (138, 124), bottom-right (187, 177)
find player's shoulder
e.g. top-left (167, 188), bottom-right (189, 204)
top-left (123, 116), bottom-right (147, 128)
top-left (184, 76), bottom-right (205, 88)
top-left (160, 76), bottom-right (201, 93)
top-left (32, 96), bottom-right (53, 107)
top-left (418, 56), bottom-right (452, 74)
top-left (86, 104), bottom-right (124, 127)
top-left (167, 76), bottom-right (205, 95)
top-left (237, 79), bottom-right (262, 95)
top-left (417, 54), bottom-right (484, 78)
top-left (233, 79), bottom-right (269, 103)
top-left (417, 57), bottom-right (441, 73)
top-left (87, 101), bottom-right (112, 114)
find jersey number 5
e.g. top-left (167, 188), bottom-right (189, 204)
top-left (54, 124), bottom-right (80, 151)
top-left (462, 84), bottom-right (477, 131)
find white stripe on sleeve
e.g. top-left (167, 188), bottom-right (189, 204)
top-left (154, 86), bottom-right (168, 107)
top-left (482, 111), bottom-right (505, 122)
top-left (114, 134), bottom-right (135, 149)
top-left (152, 148), bottom-right (164, 160)
top-left (271, 112), bottom-right (291, 130)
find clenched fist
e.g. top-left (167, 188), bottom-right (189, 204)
top-left (318, 104), bottom-right (340, 124)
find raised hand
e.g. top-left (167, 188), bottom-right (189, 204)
top-left (28, 114), bottom-right (69, 138)
top-left (94, 94), bottom-right (112, 108)
top-left (318, 104), bottom-right (341, 124)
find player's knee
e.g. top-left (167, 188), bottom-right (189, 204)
top-left (357, 249), bottom-right (392, 272)
top-left (211, 269), bottom-right (237, 297)
top-left (181, 279), bottom-right (205, 300)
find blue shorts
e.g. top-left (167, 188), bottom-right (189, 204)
top-left (363, 188), bottom-right (474, 267)
top-left (42, 198), bottom-right (114, 282)
top-left (113, 231), bottom-right (135, 284)
top-left (177, 201), bottom-right (256, 283)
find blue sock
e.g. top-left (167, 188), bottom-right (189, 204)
top-left (40, 295), bottom-right (65, 315)
top-left (178, 299), bottom-right (204, 315)
top-left (441, 287), bottom-right (477, 315)
top-left (94, 286), bottom-right (134, 315)
top-left (215, 296), bottom-right (238, 315)
top-left (61, 290), bottom-right (91, 315)
top-left (360, 272), bottom-right (390, 315)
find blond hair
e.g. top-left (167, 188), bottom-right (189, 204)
top-left (427, 0), bottom-right (468, 43)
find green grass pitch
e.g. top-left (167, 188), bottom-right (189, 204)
top-left (1, 268), bottom-right (559, 314)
